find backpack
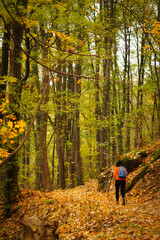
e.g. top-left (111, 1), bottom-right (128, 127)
top-left (118, 166), bottom-right (127, 179)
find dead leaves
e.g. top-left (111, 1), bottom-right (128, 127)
top-left (0, 177), bottom-right (160, 239)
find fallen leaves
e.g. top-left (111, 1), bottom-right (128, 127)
top-left (1, 143), bottom-right (160, 239)
top-left (0, 165), bottom-right (160, 240)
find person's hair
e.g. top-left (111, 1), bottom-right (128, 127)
top-left (116, 160), bottom-right (124, 167)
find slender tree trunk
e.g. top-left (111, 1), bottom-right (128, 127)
top-left (30, 41), bottom-right (42, 189)
top-left (95, 51), bottom-right (101, 171)
top-left (68, 61), bottom-right (75, 187)
top-left (136, 33), bottom-right (145, 147)
top-left (55, 36), bottom-right (65, 189)
top-left (74, 60), bottom-right (83, 185)
top-left (126, 28), bottom-right (131, 151)
top-left (52, 138), bottom-right (55, 185)
top-left (111, 40), bottom-right (118, 161)
top-left (39, 29), bottom-right (53, 191)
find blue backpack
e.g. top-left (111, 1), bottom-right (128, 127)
top-left (118, 166), bottom-right (127, 179)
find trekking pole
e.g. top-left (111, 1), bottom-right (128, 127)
top-left (107, 172), bottom-right (113, 197)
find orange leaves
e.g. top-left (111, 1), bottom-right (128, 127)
top-left (56, 77), bottom-right (60, 82)
top-left (1, 166), bottom-right (160, 240)
top-left (56, 32), bottom-right (75, 52)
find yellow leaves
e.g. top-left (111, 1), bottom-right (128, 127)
top-left (143, 20), bottom-right (160, 43)
top-left (23, 17), bottom-right (39, 29)
top-left (48, 30), bottom-right (55, 34)
top-left (1, 126), bottom-right (7, 133)
top-left (66, 46), bottom-right (74, 52)
top-left (0, 98), bottom-right (26, 156)
top-left (17, 120), bottom-right (27, 129)
top-left (77, 79), bottom-right (81, 84)
top-left (0, 148), bottom-right (9, 158)
top-left (1, 76), bottom-right (17, 83)
top-left (11, 120), bottom-right (26, 134)
top-left (5, 114), bottom-right (16, 120)
top-left (54, 3), bottom-right (66, 12)
top-left (0, 101), bottom-right (7, 113)
top-left (143, 45), bottom-right (151, 50)
top-left (56, 32), bottom-right (75, 52)
top-left (7, 121), bottom-right (13, 129)
top-left (56, 32), bottom-right (63, 38)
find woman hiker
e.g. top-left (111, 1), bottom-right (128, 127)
top-left (113, 160), bottom-right (127, 206)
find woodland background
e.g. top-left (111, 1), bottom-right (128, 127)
top-left (0, 0), bottom-right (160, 220)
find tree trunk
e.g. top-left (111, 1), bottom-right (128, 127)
top-left (30, 41), bottom-right (42, 190)
top-left (74, 60), bottom-right (83, 186)
top-left (126, 28), bottom-right (131, 151)
top-left (94, 35), bottom-right (101, 173)
top-left (135, 33), bottom-right (145, 147)
top-left (0, 23), bottom-right (10, 217)
top-left (3, 23), bottom-right (23, 219)
top-left (0, 23), bottom-right (10, 90)
top-left (39, 29), bottom-right (53, 191)
top-left (55, 36), bottom-right (66, 189)
top-left (111, 40), bottom-right (118, 161)
top-left (68, 61), bottom-right (75, 187)
top-left (101, 0), bottom-right (114, 168)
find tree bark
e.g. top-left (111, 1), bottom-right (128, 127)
top-left (126, 28), bottom-right (131, 151)
top-left (134, 32), bottom-right (145, 147)
top-left (68, 61), bottom-right (75, 187)
top-left (39, 29), bottom-right (53, 191)
top-left (3, 23), bottom-right (23, 219)
top-left (101, 0), bottom-right (114, 169)
top-left (55, 36), bottom-right (66, 189)
top-left (74, 60), bottom-right (83, 186)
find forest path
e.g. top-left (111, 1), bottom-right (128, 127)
top-left (1, 175), bottom-right (160, 240)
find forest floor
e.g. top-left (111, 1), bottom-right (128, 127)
top-left (0, 149), bottom-right (160, 239)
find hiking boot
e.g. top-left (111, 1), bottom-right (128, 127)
top-left (122, 198), bottom-right (125, 206)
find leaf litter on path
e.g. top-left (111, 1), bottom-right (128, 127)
top-left (0, 178), bottom-right (160, 240)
